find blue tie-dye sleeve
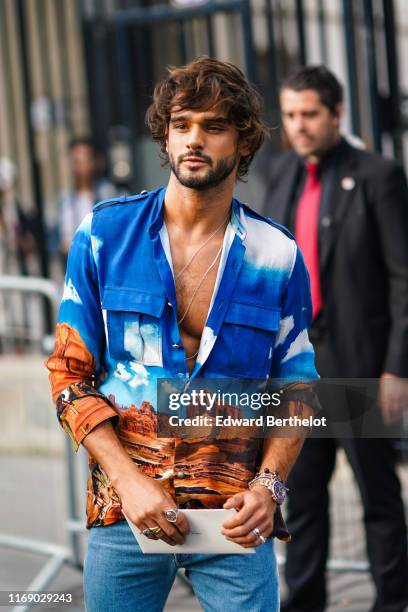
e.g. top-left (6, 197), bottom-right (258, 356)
top-left (270, 246), bottom-right (319, 381)
top-left (46, 212), bottom-right (119, 449)
top-left (57, 213), bottom-right (105, 370)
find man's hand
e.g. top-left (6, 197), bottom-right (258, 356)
top-left (379, 373), bottom-right (408, 425)
top-left (221, 487), bottom-right (276, 548)
top-left (115, 465), bottom-right (190, 546)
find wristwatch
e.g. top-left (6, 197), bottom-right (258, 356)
top-left (248, 469), bottom-right (288, 505)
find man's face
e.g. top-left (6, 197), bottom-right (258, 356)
top-left (280, 88), bottom-right (342, 159)
top-left (166, 107), bottom-right (245, 190)
top-left (70, 144), bottom-right (97, 181)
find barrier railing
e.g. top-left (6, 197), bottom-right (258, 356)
top-left (0, 275), bottom-right (85, 612)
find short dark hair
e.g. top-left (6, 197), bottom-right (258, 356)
top-left (68, 137), bottom-right (99, 155)
top-left (281, 65), bottom-right (343, 114)
top-left (146, 56), bottom-right (269, 180)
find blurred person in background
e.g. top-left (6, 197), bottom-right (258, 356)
top-left (0, 157), bottom-right (39, 276)
top-left (0, 157), bottom-right (40, 353)
top-left (263, 65), bottom-right (408, 612)
top-left (56, 137), bottom-right (115, 261)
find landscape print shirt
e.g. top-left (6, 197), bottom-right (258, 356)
top-left (46, 187), bottom-right (318, 530)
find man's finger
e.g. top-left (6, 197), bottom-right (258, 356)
top-left (223, 493), bottom-right (245, 511)
top-left (140, 521), bottom-right (176, 545)
top-left (225, 518), bottom-right (271, 544)
top-left (161, 533), bottom-right (177, 546)
top-left (223, 496), bottom-right (256, 529)
top-left (154, 514), bottom-right (186, 544)
top-left (222, 512), bottom-right (265, 538)
top-left (173, 510), bottom-right (190, 536)
top-left (159, 502), bottom-right (190, 536)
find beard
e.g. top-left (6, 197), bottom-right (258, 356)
top-left (169, 149), bottom-right (239, 191)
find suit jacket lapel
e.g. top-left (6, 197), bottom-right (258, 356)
top-left (319, 145), bottom-right (359, 273)
top-left (266, 153), bottom-right (302, 228)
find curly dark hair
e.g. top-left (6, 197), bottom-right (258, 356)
top-left (145, 56), bottom-right (269, 180)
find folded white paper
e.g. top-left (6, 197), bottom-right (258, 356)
top-left (124, 509), bottom-right (255, 554)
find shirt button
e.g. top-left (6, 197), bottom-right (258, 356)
top-left (167, 301), bottom-right (173, 307)
top-left (321, 216), bottom-right (332, 228)
top-left (172, 343), bottom-right (181, 349)
top-left (175, 471), bottom-right (188, 479)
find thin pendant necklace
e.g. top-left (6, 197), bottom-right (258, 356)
top-left (179, 245), bottom-right (223, 361)
top-left (177, 244), bottom-right (223, 326)
top-left (173, 212), bottom-right (230, 361)
top-left (174, 210), bottom-right (230, 281)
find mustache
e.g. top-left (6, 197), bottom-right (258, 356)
top-left (178, 151), bottom-right (213, 166)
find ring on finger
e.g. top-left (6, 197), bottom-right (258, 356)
top-left (252, 527), bottom-right (266, 544)
top-left (164, 508), bottom-right (179, 523)
top-left (143, 526), bottom-right (163, 540)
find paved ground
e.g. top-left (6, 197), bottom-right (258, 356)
top-left (2, 452), bottom-right (407, 611)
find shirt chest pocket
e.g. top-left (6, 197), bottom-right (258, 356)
top-left (102, 288), bottom-right (166, 366)
top-left (223, 302), bottom-right (281, 377)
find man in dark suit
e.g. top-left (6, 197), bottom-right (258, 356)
top-left (263, 66), bottom-right (408, 612)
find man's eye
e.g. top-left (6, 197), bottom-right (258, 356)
top-left (207, 125), bottom-right (225, 132)
top-left (173, 123), bottom-right (187, 130)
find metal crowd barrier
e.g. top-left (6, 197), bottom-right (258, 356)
top-left (0, 274), bottom-right (86, 612)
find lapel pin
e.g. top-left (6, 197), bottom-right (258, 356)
top-left (341, 176), bottom-right (355, 191)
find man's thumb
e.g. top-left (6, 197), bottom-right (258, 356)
top-left (223, 493), bottom-right (244, 509)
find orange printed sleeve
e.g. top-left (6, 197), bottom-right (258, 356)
top-left (46, 323), bottom-right (118, 451)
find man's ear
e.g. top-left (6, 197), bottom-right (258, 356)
top-left (238, 140), bottom-right (251, 157)
top-left (334, 102), bottom-right (344, 123)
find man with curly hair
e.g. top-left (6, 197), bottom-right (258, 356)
top-left (47, 57), bottom-right (318, 611)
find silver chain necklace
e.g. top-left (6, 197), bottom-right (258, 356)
top-left (177, 244), bottom-right (223, 327)
top-left (174, 211), bottom-right (230, 281)
top-left (173, 213), bottom-right (230, 361)
top-left (180, 245), bottom-right (223, 361)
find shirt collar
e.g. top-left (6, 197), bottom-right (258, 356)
top-left (148, 186), bottom-right (247, 242)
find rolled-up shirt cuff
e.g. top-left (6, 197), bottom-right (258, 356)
top-left (56, 385), bottom-right (118, 451)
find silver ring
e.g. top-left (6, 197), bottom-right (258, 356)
top-left (164, 508), bottom-right (179, 523)
top-left (252, 527), bottom-right (261, 539)
top-left (259, 534), bottom-right (267, 544)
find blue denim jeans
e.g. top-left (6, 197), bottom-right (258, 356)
top-left (84, 520), bottom-right (279, 612)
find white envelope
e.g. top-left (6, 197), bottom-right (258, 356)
top-left (124, 509), bottom-right (255, 554)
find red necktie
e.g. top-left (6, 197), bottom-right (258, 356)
top-left (295, 162), bottom-right (323, 319)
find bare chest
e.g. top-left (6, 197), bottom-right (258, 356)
top-left (171, 240), bottom-right (223, 339)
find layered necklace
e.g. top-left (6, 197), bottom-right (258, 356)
top-left (173, 210), bottom-right (230, 360)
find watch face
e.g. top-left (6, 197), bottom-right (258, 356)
top-left (272, 480), bottom-right (286, 504)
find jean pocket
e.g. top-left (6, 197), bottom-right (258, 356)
top-left (223, 302), bottom-right (281, 377)
top-left (102, 287), bottom-right (166, 366)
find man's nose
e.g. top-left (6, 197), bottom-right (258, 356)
top-left (186, 125), bottom-right (205, 150)
top-left (293, 116), bottom-right (306, 132)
